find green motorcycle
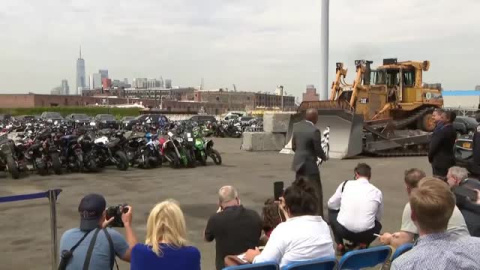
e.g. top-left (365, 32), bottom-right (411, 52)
top-left (192, 127), bottom-right (222, 165)
top-left (191, 127), bottom-right (207, 166)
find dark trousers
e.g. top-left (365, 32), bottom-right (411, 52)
top-left (295, 171), bottom-right (323, 218)
top-left (328, 209), bottom-right (381, 246)
top-left (432, 166), bottom-right (449, 179)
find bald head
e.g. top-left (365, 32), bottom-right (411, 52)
top-left (218, 186), bottom-right (239, 207)
top-left (306, 108), bottom-right (318, 124)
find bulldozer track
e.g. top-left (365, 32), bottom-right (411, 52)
top-left (368, 107), bottom-right (434, 130)
top-left (369, 148), bottom-right (429, 157)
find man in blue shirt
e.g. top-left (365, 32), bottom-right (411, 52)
top-left (59, 194), bottom-right (138, 270)
top-left (392, 178), bottom-right (480, 270)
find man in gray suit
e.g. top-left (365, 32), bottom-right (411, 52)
top-left (292, 108), bottom-right (327, 217)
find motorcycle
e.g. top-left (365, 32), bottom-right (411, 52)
top-left (317, 126), bottom-right (330, 166)
top-left (182, 129), bottom-right (199, 168)
top-left (93, 133), bottom-right (129, 171)
top-left (454, 134), bottom-right (473, 169)
top-left (77, 132), bottom-right (100, 172)
top-left (205, 139), bottom-right (222, 165)
top-left (0, 134), bottom-right (20, 179)
top-left (137, 132), bottom-right (162, 169)
top-left (59, 134), bottom-right (84, 172)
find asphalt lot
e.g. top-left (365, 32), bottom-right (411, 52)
top-left (0, 138), bottom-right (432, 270)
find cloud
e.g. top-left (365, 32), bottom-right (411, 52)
top-left (0, 0), bottom-right (479, 95)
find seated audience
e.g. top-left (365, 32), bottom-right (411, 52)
top-left (244, 179), bottom-right (334, 267)
top-left (204, 186), bottom-right (262, 270)
top-left (380, 169), bottom-right (469, 248)
top-left (392, 178), bottom-right (480, 270)
top-left (260, 198), bottom-right (285, 245)
top-left (130, 199), bottom-right (200, 270)
top-left (327, 163), bottom-right (383, 253)
top-left (447, 166), bottom-right (480, 236)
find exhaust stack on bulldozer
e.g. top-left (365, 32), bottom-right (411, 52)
top-left (288, 58), bottom-right (443, 158)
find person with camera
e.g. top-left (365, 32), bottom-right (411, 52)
top-left (59, 194), bottom-right (138, 270)
top-left (130, 199), bottom-right (200, 270)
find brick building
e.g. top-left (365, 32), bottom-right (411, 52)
top-left (0, 94), bottom-right (243, 115)
top-left (302, 85), bottom-right (320, 102)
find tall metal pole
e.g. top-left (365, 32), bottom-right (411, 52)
top-left (48, 190), bottom-right (58, 270)
top-left (319, 0), bottom-right (330, 100)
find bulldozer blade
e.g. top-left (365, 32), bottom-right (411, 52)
top-left (283, 110), bottom-right (364, 159)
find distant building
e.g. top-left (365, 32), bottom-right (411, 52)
top-left (132, 78), bottom-right (148, 89)
top-left (75, 48), bottom-right (86, 95)
top-left (89, 73), bottom-right (102, 90)
top-left (165, 79), bottom-right (172, 89)
top-left (147, 79), bottom-right (162, 89)
top-left (475, 85), bottom-right (480, 91)
top-left (275, 86), bottom-right (284, 96)
top-left (50, 86), bottom-right (62, 95)
top-left (61, 80), bottom-right (70, 95)
top-left (302, 85), bottom-right (319, 102)
top-left (99, 69), bottom-right (109, 79)
top-left (102, 78), bottom-right (112, 89)
top-left (123, 78), bottom-right (129, 85)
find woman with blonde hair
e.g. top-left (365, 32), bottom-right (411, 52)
top-left (131, 200), bottom-right (201, 270)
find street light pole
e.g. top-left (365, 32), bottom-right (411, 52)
top-left (320, 0), bottom-right (329, 100)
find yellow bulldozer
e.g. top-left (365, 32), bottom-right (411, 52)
top-left (290, 58), bottom-right (443, 158)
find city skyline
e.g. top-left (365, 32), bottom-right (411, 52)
top-left (1, 0), bottom-right (479, 97)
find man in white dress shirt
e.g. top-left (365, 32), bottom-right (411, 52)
top-left (327, 163), bottom-right (383, 254)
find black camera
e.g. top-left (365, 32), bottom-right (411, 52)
top-left (105, 204), bottom-right (129, 227)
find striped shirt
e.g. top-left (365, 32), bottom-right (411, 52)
top-left (392, 232), bottom-right (480, 270)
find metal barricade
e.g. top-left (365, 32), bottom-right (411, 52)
top-left (0, 189), bottom-right (62, 270)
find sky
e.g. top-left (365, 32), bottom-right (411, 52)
top-left (0, 0), bottom-right (479, 98)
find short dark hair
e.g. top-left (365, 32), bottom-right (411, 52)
top-left (354, 163), bottom-right (372, 178)
top-left (404, 168), bottom-right (426, 188)
top-left (445, 111), bottom-right (456, 123)
top-left (283, 178), bottom-right (318, 216)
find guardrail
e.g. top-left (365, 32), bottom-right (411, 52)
top-left (0, 189), bottom-right (62, 270)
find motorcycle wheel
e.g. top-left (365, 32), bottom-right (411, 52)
top-left (166, 152), bottom-right (180, 169)
top-left (186, 149), bottom-right (196, 168)
top-left (114, 151), bottom-right (129, 171)
top-left (36, 158), bottom-right (48, 176)
top-left (209, 149), bottom-right (222, 165)
top-left (6, 156), bottom-right (20, 179)
top-left (51, 153), bottom-right (62, 175)
top-left (199, 151), bottom-right (207, 166)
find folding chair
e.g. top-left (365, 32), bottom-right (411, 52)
top-left (338, 245), bottom-right (392, 269)
top-left (223, 262), bottom-right (279, 270)
top-left (282, 256), bottom-right (337, 270)
top-left (391, 243), bottom-right (413, 261)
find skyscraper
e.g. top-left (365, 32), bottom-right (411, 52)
top-left (61, 79), bottom-right (70, 95)
top-left (76, 47), bottom-right (86, 95)
top-left (99, 69), bottom-right (109, 79)
top-left (89, 73), bottom-right (102, 90)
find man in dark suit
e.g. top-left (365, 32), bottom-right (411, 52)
top-left (292, 108), bottom-right (327, 217)
top-left (429, 110), bottom-right (457, 178)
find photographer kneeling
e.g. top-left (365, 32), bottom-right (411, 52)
top-left (59, 194), bottom-right (138, 270)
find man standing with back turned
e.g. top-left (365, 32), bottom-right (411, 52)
top-left (292, 108), bottom-right (327, 217)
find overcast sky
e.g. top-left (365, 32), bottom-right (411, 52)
top-left (0, 0), bottom-right (479, 97)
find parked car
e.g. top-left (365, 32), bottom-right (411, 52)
top-left (40, 112), bottom-right (63, 123)
top-left (453, 116), bottom-right (478, 136)
top-left (120, 116), bottom-right (137, 128)
top-left (65, 113), bottom-right (91, 126)
top-left (189, 115), bottom-right (217, 124)
top-left (239, 116), bottom-right (254, 125)
top-left (126, 114), bottom-right (169, 130)
top-left (92, 114), bottom-right (119, 129)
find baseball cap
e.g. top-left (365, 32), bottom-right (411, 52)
top-left (78, 194), bottom-right (106, 231)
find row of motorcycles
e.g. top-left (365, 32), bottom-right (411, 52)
top-left (0, 120), bottom-right (222, 179)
